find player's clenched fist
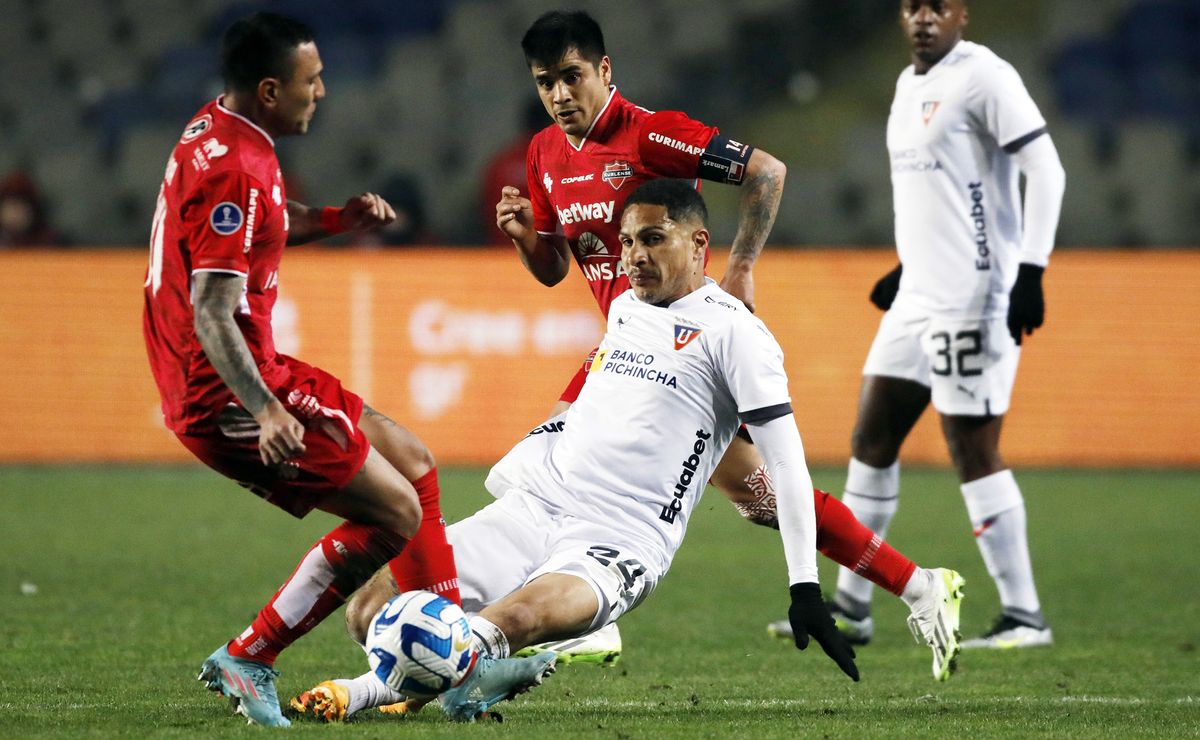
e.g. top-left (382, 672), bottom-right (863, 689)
top-left (255, 400), bottom-right (307, 466)
top-left (340, 192), bottom-right (396, 231)
top-left (495, 186), bottom-right (534, 241)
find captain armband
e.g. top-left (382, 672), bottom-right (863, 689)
top-left (697, 134), bottom-right (755, 185)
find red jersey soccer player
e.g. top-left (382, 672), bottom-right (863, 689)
top-left (497, 11), bottom-right (787, 524)
top-left (143, 14), bottom-right (545, 727)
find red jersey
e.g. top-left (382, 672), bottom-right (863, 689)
top-left (143, 99), bottom-right (289, 433)
top-left (526, 87), bottom-right (752, 317)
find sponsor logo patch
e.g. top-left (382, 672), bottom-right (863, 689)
top-left (576, 231), bottom-right (608, 257)
top-left (181, 115), bottom-right (212, 142)
top-left (556, 200), bottom-right (615, 225)
top-left (602, 161), bottom-right (633, 190)
top-left (209, 201), bottom-right (244, 236)
top-left (201, 138), bottom-right (228, 159)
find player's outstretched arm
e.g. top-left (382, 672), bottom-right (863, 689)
top-left (748, 413), bottom-right (859, 681)
top-left (192, 271), bottom-right (305, 465)
top-left (720, 149), bottom-right (786, 312)
top-left (286, 193), bottom-right (397, 246)
top-left (496, 185), bottom-right (571, 286)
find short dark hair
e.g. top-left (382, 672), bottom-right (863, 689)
top-left (624, 179), bottom-right (708, 227)
top-left (220, 12), bottom-right (315, 93)
top-left (521, 10), bottom-right (606, 69)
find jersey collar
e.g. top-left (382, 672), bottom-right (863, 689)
top-left (635, 278), bottom-right (720, 310)
top-left (567, 86), bottom-right (620, 152)
top-left (912, 38), bottom-right (966, 78)
top-left (214, 96), bottom-right (276, 148)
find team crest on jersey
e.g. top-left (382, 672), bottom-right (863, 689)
top-left (602, 161), bottom-right (634, 190)
top-left (543, 171), bottom-right (553, 193)
top-left (209, 202), bottom-right (244, 236)
top-left (921, 101), bottom-right (940, 125)
top-left (181, 115), bottom-right (212, 142)
top-left (673, 323), bottom-right (702, 350)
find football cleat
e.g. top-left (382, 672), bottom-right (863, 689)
top-left (288, 680), bottom-right (348, 722)
top-left (378, 697), bottom-right (430, 716)
top-left (962, 615), bottom-right (1053, 649)
top-left (767, 602), bottom-right (874, 645)
top-left (439, 652), bottom-right (557, 722)
top-left (515, 622), bottom-right (622, 665)
top-left (905, 568), bottom-right (966, 681)
top-left (198, 645), bottom-right (291, 728)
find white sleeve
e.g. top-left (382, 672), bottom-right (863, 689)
top-left (746, 413), bottom-right (818, 585)
top-left (715, 316), bottom-right (791, 422)
top-left (972, 57), bottom-right (1046, 152)
top-left (1012, 134), bottom-right (1066, 267)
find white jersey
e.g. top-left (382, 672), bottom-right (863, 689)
top-left (889, 40), bottom-right (1047, 318)
top-left (512, 280), bottom-right (791, 574)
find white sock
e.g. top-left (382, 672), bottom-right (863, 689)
top-left (335, 673), bottom-right (404, 716)
top-left (834, 458), bottom-right (900, 614)
top-left (961, 469), bottom-right (1043, 623)
top-left (469, 615), bottom-right (510, 658)
top-left (899, 567), bottom-right (932, 608)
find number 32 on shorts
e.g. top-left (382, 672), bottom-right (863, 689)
top-left (929, 329), bottom-right (983, 377)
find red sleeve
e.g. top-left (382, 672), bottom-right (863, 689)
top-left (181, 170), bottom-right (262, 274)
top-left (526, 138), bottom-right (558, 235)
top-left (637, 110), bottom-right (719, 178)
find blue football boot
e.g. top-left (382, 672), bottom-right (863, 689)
top-left (439, 652), bottom-right (557, 722)
top-left (197, 644), bottom-right (291, 728)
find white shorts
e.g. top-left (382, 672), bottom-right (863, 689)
top-left (483, 414), bottom-right (566, 500)
top-left (447, 489), bottom-right (659, 633)
top-left (862, 302), bottom-right (1020, 416)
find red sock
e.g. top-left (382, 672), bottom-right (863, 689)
top-left (814, 488), bottom-right (916, 596)
top-left (227, 522), bottom-right (408, 666)
top-left (388, 467), bottom-right (461, 605)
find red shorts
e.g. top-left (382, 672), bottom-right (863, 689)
top-left (558, 347), bottom-right (598, 404)
top-left (176, 356), bottom-right (371, 518)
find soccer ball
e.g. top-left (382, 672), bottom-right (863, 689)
top-left (366, 590), bottom-right (477, 698)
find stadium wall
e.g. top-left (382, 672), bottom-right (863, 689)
top-left (1, 249), bottom-right (1196, 467)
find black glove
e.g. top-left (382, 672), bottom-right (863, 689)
top-left (1007, 263), bottom-right (1045, 345)
top-left (869, 263), bottom-right (903, 311)
top-left (788, 583), bottom-right (859, 681)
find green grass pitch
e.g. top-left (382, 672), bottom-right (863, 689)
top-left (2, 465), bottom-right (1197, 737)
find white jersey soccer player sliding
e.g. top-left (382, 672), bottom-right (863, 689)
top-left (777, 0), bottom-right (1065, 651)
top-left (288, 181), bottom-right (968, 724)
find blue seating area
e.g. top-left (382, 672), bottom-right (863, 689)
top-left (1053, 0), bottom-right (1200, 129)
top-left (0, 0), bottom-right (1195, 246)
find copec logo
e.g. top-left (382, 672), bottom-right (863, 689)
top-left (409, 300), bottom-right (603, 356)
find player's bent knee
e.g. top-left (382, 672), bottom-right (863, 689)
top-left (386, 485), bottom-right (422, 539)
top-left (360, 406), bottom-right (437, 477)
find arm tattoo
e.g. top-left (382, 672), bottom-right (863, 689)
top-left (362, 404), bottom-right (401, 430)
top-left (192, 273), bottom-right (275, 415)
top-left (729, 166), bottom-right (783, 263)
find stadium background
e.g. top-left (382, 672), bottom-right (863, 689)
top-left (0, 0), bottom-right (1197, 467)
